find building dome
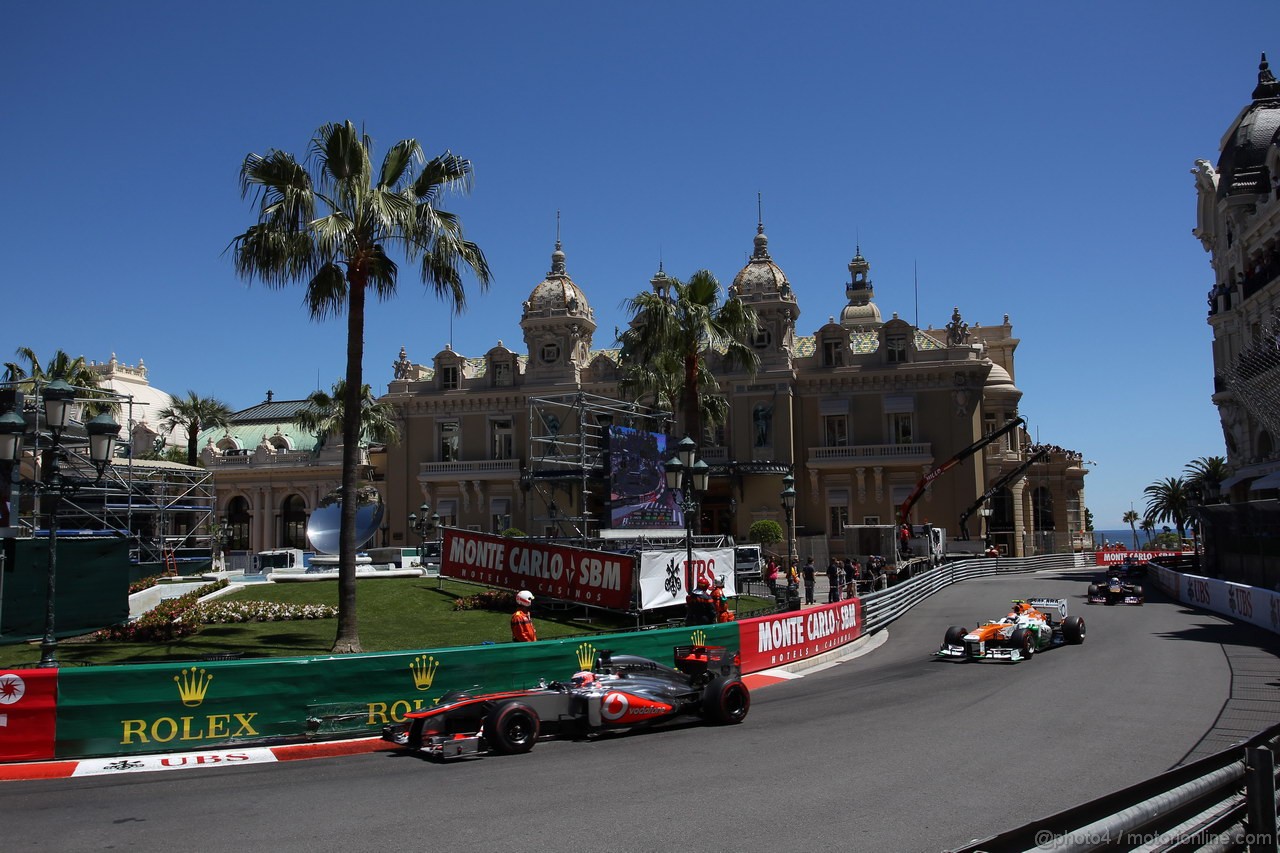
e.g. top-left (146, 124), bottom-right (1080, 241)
top-left (731, 223), bottom-right (794, 299)
top-left (1216, 54), bottom-right (1280, 200)
top-left (524, 239), bottom-right (592, 318)
top-left (985, 362), bottom-right (1018, 391)
top-left (840, 301), bottom-right (882, 328)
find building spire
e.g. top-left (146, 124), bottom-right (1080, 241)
top-left (1255, 52), bottom-right (1280, 100)
top-left (550, 210), bottom-right (566, 276)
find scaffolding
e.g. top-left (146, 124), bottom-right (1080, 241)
top-left (2, 381), bottom-right (216, 575)
top-left (523, 392), bottom-right (671, 544)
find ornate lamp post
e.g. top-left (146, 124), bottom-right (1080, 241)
top-left (665, 436), bottom-right (709, 591)
top-left (408, 502), bottom-right (439, 567)
top-left (23, 382), bottom-right (120, 667)
top-left (978, 506), bottom-right (993, 546)
top-left (780, 472), bottom-right (797, 569)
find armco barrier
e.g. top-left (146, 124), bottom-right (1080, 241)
top-left (861, 552), bottom-right (1091, 635)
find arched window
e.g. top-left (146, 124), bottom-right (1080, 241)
top-left (282, 494), bottom-right (307, 549)
top-left (227, 497), bottom-right (251, 550)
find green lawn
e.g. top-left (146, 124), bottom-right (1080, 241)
top-left (0, 578), bottom-right (774, 668)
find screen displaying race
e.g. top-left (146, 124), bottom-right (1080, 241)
top-left (607, 425), bottom-right (683, 529)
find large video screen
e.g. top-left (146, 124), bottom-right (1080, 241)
top-left (608, 426), bottom-right (683, 529)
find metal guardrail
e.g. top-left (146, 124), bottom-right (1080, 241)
top-left (948, 724), bottom-right (1279, 852)
top-left (860, 553), bottom-right (1084, 635)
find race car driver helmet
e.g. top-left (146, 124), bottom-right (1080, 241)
top-left (571, 670), bottom-right (596, 688)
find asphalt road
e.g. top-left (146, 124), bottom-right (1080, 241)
top-left (4, 566), bottom-right (1277, 853)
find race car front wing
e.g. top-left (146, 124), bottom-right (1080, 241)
top-left (936, 640), bottom-right (1027, 663)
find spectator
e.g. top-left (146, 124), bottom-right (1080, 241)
top-left (766, 558), bottom-right (780, 595)
top-left (802, 557), bottom-right (817, 605)
top-left (899, 523), bottom-right (911, 557)
top-left (845, 557), bottom-right (860, 597)
top-left (826, 557), bottom-right (840, 602)
top-left (511, 590), bottom-right (537, 642)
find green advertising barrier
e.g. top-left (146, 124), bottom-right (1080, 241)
top-left (2, 538), bottom-right (129, 643)
top-left (53, 623), bottom-right (739, 759)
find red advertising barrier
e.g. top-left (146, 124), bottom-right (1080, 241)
top-left (736, 598), bottom-right (863, 673)
top-left (440, 528), bottom-right (635, 611)
top-left (0, 669), bottom-right (58, 762)
top-left (1095, 549), bottom-right (1193, 566)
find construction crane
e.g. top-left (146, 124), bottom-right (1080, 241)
top-left (898, 416), bottom-right (1027, 527)
top-left (956, 446), bottom-right (1050, 540)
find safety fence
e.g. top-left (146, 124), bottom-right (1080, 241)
top-left (945, 561), bottom-right (1280, 851)
top-left (860, 552), bottom-right (1089, 635)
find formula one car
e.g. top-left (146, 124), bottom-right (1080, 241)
top-left (381, 645), bottom-right (749, 760)
top-left (936, 598), bottom-right (1085, 663)
top-left (1087, 573), bottom-right (1144, 605)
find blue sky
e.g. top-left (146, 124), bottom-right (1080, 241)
top-left (5, 1), bottom-right (1275, 529)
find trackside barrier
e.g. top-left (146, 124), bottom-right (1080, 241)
top-left (947, 722), bottom-right (1280, 852)
top-left (860, 553), bottom-right (1090, 635)
top-left (947, 562), bottom-right (1280, 852)
top-left (2, 623), bottom-right (737, 762)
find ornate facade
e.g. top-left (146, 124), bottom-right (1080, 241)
top-left (377, 220), bottom-right (1088, 559)
top-left (1196, 53), bottom-right (1280, 498)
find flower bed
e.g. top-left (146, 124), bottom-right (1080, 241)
top-left (197, 601), bottom-right (337, 623)
top-left (453, 589), bottom-right (516, 611)
top-left (97, 580), bottom-right (229, 642)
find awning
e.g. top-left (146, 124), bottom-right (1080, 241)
top-left (1250, 470), bottom-right (1280, 491)
top-left (1219, 473), bottom-right (1252, 491)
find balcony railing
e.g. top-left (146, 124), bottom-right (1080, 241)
top-left (419, 458), bottom-right (522, 478)
top-left (207, 449), bottom-right (324, 468)
top-left (807, 443), bottom-right (932, 465)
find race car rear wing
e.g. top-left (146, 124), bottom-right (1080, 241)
top-left (1025, 597), bottom-right (1069, 621)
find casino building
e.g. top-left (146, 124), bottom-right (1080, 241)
top-left (370, 221), bottom-right (1087, 562)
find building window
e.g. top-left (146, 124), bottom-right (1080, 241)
top-left (753, 326), bottom-right (772, 349)
top-left (440, 364), bottom-right (459, 390)
top-left (827, 490), bottom-right (849, 535)
top-left (889, 413), bottom-right (913, 445)
top-left (440, 421), bottom-right (460, 462)
top-left (862, 515), bottom-right (880, 525)
top-left (491, 418), bottom-right (513, 460)
top-left (540, 342), bottom-right (560, 363)
top-left (438, 500), bottom-right (457, 529)
top-left (282, 494), bottom-right (307, 549)
top-left (823, 414), bottom-right (848, 447)
top-left (492, 361), bottom-right (512, 387)
top-left (491, 498), bottom-right (512, 533)
top-left (822, 339), bottom-right (844, 367)
top-left (886, 336), bottom-right (908, 363)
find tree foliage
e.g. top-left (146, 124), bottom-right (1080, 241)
top-left (232, 121), bottom-right (490, 653)
top-left (157, 391), bottom-right (233, 466)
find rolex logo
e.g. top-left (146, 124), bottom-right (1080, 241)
top-left (576, 643), bottom-right (597, 671)
top-left (690, 629), bottom-right (707, 646)
top-left (174, 667), bottom-right (213, 707)
top-left (410, 655), bottom-right (440, 691)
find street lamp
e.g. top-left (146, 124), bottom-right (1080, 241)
top-left (978, 506), bottom-right (993, 546)
top-left (19, 383), bottom-right (119, 668)
top-left (780, 472), bottom-right (797, 569)
top-left (665, 436), bottom-right (709, 592)
top-left (408, 502), bottom-right (439, 568)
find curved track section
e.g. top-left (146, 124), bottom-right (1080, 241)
top-left (3, 567), bottom-right (1277, 853)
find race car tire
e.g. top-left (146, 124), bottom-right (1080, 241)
top-left (1062, 615), bottom-right (1085, 644)
top-left (1010, 627), bottom-right (1034, 659)
top-left (485, 701), bottom-right (541, 754)
top-left (944, 625), bottom-right (968, 647)
top-left (1133, 585), bottom-right (1144, 601)
top-left (702, 677), bottom-right (751, 725)
top-left (1087, 584), bottom-right (1099, 598)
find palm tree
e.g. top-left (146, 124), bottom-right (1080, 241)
top-left (4, 348), bottom-right (110, 413)
top-left (1140, 517), bottom-right (1156, 546)
top-left (1122, 509), bottom-right (1140, 549)
top-left (293, 380), bottom-right (400, 450)
top-left (1143, 476), bottom-right (1190, 540)
top-left (156, 392), bottom-right (233, 466)
top-left (617, 269), bottom-right (758, 442)
top-left (232, 121), bottom-right (490, 653)
top-left (1184, 455), bottom-right (1228, 499)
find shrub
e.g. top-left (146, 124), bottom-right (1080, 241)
top-left (453, 589), bottom-right (517, 611)
top-left (95, 580), bottom-right (229, 642)
top-left (749, 519), bottom-right (784, 546)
